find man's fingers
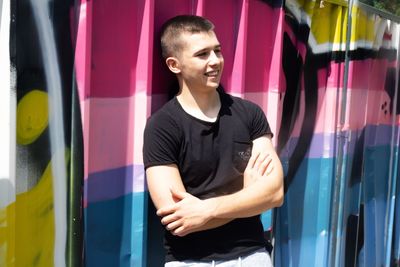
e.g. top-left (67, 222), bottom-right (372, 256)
top-left (160, 213), bottom-right (179, 225)
top-left (257, 155), bottom-right (272, 176)
top-left (265, 160), bottom-right (274, 175)
top-left (246, 151), bottom-right (260, 170)
top-left (165, 219), bottom-right (182, 231)
top-left (253, 153), bottom-right (268, 171)
top-left (172, 226), bottom-right (189, 237)
top-left (157, 204), bottom-right (176, 217)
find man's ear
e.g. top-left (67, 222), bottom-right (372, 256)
top-left (165, 57), bottom-right (181, 74)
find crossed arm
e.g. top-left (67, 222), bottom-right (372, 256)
top-left (145, 135), bottom-right (284, 237)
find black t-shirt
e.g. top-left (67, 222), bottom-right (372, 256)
top-left (143, 90), bottom-right (272, 262)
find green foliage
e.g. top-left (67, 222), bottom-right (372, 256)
top-left (360, 0), bottom-right (400, 16)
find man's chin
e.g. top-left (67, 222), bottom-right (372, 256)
top-left (207, 81), bottom-right (220, 90)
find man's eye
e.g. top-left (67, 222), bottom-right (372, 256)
top-left (197, 52), bottom-right (208, 57)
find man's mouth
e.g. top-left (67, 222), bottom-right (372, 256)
top-left (205, 70), bottom-right (219, 77)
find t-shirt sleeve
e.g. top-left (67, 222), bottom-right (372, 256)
top-left (249, 103), bottom-right (273, 140)
top-left (143, 112), bottom-right (181, 169)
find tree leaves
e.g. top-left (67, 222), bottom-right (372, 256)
top-left (360, 0), bottom-right (400, 16)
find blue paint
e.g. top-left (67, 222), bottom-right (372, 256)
top-left (394, 174), bottom-right (400, 263)
top-left (276, 140), bottom-right (396, 267)
top-left (84, 192), bottom-right (147, 267)
top-left (261, 210), bottom-right (272, 230)
top-left (85, 164), bottom-right (146, 204)
top-left (276, 158), bottom-right (334, 267)
top-left (362, 145), bottom-right (391, 266)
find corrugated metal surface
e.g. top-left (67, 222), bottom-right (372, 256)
top-left (0, 0), bottom-right (399, 266)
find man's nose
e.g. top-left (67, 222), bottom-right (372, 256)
top-left (209, 51), bottom-right (222, 65)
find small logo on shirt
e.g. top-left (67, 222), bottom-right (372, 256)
top-left (238, 148), bottom-right (251, 161)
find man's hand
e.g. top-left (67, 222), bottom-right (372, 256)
top-left (243, 151), bottom-right (274, 187)
top-left (157, 188), bottom-right (215, 237)
top-left (146, 165), bottom-right (233, 236)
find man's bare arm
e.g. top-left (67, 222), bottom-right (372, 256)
top-left (157, 135), bottom-right (284, 236)
top-left (208, 135), bottom-right (284, 218)
top-left (146, 165), bottom-right (233, 234)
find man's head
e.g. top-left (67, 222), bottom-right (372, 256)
top-left (160, 15), bottom-right (215, 59)
top-left (160, 15), bottom-right (224, 92)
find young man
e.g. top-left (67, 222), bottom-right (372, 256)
top-left (143, 15), bottom-right (284, 266)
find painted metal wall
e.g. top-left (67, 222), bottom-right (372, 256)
top-left (276, 1), bottom-right (400, 267)
top-left (0, 0), bottom-right (399, 266)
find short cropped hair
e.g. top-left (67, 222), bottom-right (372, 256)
top-left (160, 15), bottom-right (215, 59)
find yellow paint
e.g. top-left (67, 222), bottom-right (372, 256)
top-left (0, 150), bottom-right (69, 267)
top-left (17, 90), bottom-right (49, 145)
top-left (303, 0), bottom-right (316, 17)
top-left (331, 4), bottom-right (346, 45)
top-left (351, 7), bottom-right (365, 44)
top-left (291, 0), bottom-right (384, 51)
top-left (324, 0), bottom-right (348, 7)
top-left (310, 2), bottom-right (339, 44)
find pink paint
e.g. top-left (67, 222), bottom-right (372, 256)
top-left (287, 87), bottom-right (393, 135)
top-left (347, 59), bottom-right (390, 91)
top-left (84, 97), bottom-right (134, 176)
top-left (74, 0), bottom-right (92, 102)
top-left (312, 88), bottom-right (340, 134)
top-left (202, 0), bottom-right (241, 93)
top-left (81, 94), bottom-right (151, 178)
top-left (244, 1), bottom-right (283, 93)
top-left (343, 88), bottom-right (369, 130)
top-left (132, 92), bottom-right (151, 165)
top-left (365, 89), bottom-right (393, 126)
top-left (195, 0), bottom-right (205, 15)
top-left (326, 62), bottom-right (345, 89)
top-left (151, 0), bottom-right (194, 95)
top-left (270, 9), bottom-right (286, 93)
top-left (229, 0), bottom-right (248, 94)
top-left (89, 0), bottom-right (144, 97)
top-left (135, 0), bottom-right (154, 95)
top-left (243, 91), bottom-right (284, 144)
top-left (326, 59), bottom-right (392, 91)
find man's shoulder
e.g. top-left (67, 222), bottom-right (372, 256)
top-left (149, 98), bottom-right (178, 119)
top-left (146, 98), bottom-right (181, 129)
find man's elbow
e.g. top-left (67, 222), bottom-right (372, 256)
top-left (261, 188), bottom-right (283, 212)
top-left (271, 173), bottom-right (284, 208)
top-left (274, 188), bottom-right (284, 207)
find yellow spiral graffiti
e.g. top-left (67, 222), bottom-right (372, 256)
top-left (0, 160), bottom-right (54, 266)
top-left (0, 88), bottom-right (69, 266)
top-left (0, 149), bottom-right (70, 267)
top-left (17, 90), bottom-right (49, 145)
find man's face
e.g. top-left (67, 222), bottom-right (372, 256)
top-left (175, 31), bottom-right (224, 92)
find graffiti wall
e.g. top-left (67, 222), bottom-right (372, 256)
top-left (1, 0), bottom-right (83, 266)
top-left (276, 1), bottom-right (400, 266)
top-left (0, 0), bottom-right (399, 266)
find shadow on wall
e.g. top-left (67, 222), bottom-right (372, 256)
top-left (0, 179), bottom-right (14, 208)
top-left (0, 178), bottom-right (14, 267)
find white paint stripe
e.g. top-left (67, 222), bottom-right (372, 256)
top-left (0, 0), bottom-right (3, 27)
top-left (0, 0), bottom-right (15, 208)
top-left (29, 0), bottom-right (67, 266)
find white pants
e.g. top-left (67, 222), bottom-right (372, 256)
top-left (164, 249), bottom-right (273, 267)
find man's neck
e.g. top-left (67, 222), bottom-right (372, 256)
top-left (177, 87), bottom-right (221, 122)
